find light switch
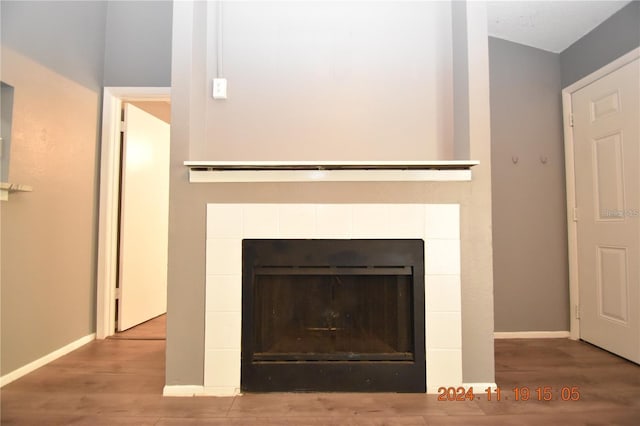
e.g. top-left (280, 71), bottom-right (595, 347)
top-left (213, 78), bottom-right (227, 100)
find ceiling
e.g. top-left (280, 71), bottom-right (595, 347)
top-left (487, 1), bottom-right (632, 53)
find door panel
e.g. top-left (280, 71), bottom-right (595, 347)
top-left (596, 246), bottom-right (628, 324)
top-left (593, 132), bottom-right (624, 218)
top-left (118, 103), bottom-right (170, 331)
top-left (573, 58), bottom-right (639, 363)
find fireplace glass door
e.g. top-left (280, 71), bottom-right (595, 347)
top-left (242, 239), bottom-right (426, 392)
top-left (253, 269), bottom-right (413, 361)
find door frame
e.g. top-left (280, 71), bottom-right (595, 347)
top-left (96, 87), bottom-right (170, 339)
top-left (562, 47), bottom-right (639, 341)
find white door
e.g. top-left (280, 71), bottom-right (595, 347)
top-left (118, 103), bottom-right (170, 331)
top-left (573, 58), bottom-right (640, 363)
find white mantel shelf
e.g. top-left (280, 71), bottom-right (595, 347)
top-left (0, 182), bottom-right (33, 201)
top-left (184, 160), bottom-right (479, 183)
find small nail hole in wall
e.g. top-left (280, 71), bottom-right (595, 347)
top-left (540, 156), bottom-right (548, 164)
top-left (512, 156), bottom-right (519, 164)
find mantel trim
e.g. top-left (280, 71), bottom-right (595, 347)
top-left (184, 160), bottom-right (479, 183)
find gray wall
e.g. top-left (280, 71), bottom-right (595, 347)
top-left (167, 0), bottom-right (495, 386)
top-left (1, 1), bottom-right (106, 90)
top-left (561, 1), bottom-right (640, 88)
top-left (103, 1), bottom-right (173, 87)
top-left (451, 0), bottom-right (469, 160)
top-left (196, 1), bottom-right (454, 161)
top-left (0, 0), bottom-right (172, 378)
top-left (489, 37), bottom-right (569, 332)
top-left (489, 0), bottom-right (639, 332)
top-left (0, 1), bottom-right (107, 375)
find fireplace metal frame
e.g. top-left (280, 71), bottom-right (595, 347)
top-left (241, 239), bottom-right (426, 392)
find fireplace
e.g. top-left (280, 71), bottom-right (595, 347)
top-left (241, 239), bottom-right (425, 392)
top-left (203, 203), bottom-right (463, 395)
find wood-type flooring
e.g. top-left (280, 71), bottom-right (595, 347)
top-left (2, 320), bottom-right (639, 425)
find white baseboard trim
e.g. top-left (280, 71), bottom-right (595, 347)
top-left (203, 386), bottom-right (241, 397)
top-left (0, 333), bottom-right (95, 387)
top-left (163, 385), bottom-right (206, 397)
top-left (163, 385), bottom-right (241, 397)
top-left (494, 331), bottom-right (570, 339)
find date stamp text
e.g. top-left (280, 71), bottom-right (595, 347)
top-left (437, 386), bottom-right (581, 402)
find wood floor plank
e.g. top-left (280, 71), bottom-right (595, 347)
top-left (109, 314), bottom-right (166, 340)
top-left (158, 416), bottom-right (428, 425)
top-left (2, 321), bottom-right (640, 425)
top-left (423, 410), bottom-right (640, 426)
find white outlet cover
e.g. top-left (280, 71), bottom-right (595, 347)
top-left (213, 78), bottom-right (227, 100)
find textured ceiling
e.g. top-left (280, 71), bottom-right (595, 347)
top-left (487, 1), bottom-right (632, 53)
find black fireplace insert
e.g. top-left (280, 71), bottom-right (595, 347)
top-left (241, 239), bottom-right (426, 392)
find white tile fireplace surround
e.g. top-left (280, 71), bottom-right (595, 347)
top-left (204, 203), bottom-right (463, 395)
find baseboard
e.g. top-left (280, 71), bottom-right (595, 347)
top-left (0, 333), bottom-right (95, 387)
top-left (163, 385), bottom-right (206, 397)
top-left (494, 331), bottom-right (570, 339)
top-left (163, 385), bottom-right (243, 397)
top-left (203, 386), bottom-right (241, 397)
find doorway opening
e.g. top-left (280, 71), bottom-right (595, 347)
top-left (563, 48), bottom-right (639, 363)
top-left (96, 87), bottom-right (171, 340)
